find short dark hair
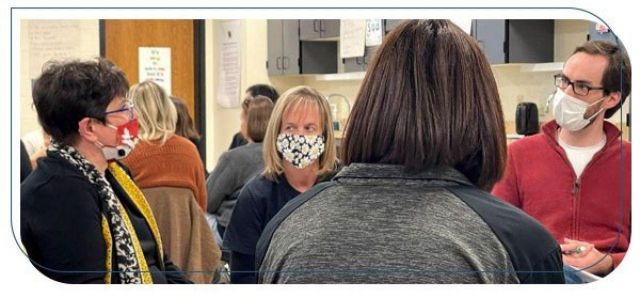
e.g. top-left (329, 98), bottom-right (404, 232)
top-left (32, 58), bottom-right (129, 146)
top-left (171, 96), bottom-right (201, 142)
top-left (573, 40), bottom-right (631, 118)
top-left (242, 95), bottom-right (274, 143)
top-left (342, 20), bottom-right (506, 190)
top-left (246, 84), bottom-right (280, 104)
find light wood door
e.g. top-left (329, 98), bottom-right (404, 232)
top-left (102, 19), bottom-right (207, 163)
top-left (102, 20), bottom-right (196, 117)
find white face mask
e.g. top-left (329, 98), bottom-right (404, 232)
top-left (276, 133), bottom-right (325, 169)
top-left (552, 88), bottom-right (608, 131)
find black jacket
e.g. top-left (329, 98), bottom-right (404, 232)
top-left (21, 153), bottom-right (190, 284)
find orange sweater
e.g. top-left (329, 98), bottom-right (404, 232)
top-left (123, 135), bottom-right (207, 210)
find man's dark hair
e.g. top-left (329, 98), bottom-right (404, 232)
top-left (342, 20), bottom-right (506, 190)
top-left (246, 84), bottom-right (280, 104)
top-left (573, 40), bottom-right (631, 118)
top-left (32, 58), bottom-right (129, 145)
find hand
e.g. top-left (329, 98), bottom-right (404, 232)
top-left (560, 238), bottom-right (613, 275)
top-left (30, 146), bottom-right (48, 169)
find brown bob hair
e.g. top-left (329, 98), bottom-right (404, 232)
top-left (341, 20), bottom-right (506, 190)
top-left (242, 95), bottom-right (274, 143)
top-left (171, 96), bottom-right (201, 142)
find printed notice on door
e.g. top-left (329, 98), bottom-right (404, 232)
top-left (216, 20), bottom-right (242, 108)
top-left (139, 47), bottom-right (172, 94)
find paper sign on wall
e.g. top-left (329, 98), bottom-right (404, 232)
top-left (216, 20), bottom-right (242, 108)
top-left (340, 20), bottom-right (366, 59)
top-left (365, 19), bottom-right (383, 47)
top-left (139, 47), bottom-right (172, 94)
top-left (27, 21), bottom-right (82, 75)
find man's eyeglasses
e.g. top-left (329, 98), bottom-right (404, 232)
top-left (554, 74), bottom-right (606, 97)
top-left (105, 100), bottom-right (135, 119)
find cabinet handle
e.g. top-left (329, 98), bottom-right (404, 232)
top-left (276, 57), bottom-right (282, 70)
top-left (283, 56), bottom-right (289, 69)
top-left (319, 20), bottom-right (326, 32)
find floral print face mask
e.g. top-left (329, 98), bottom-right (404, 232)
top-left (276, 133), bottom-right (325, 169)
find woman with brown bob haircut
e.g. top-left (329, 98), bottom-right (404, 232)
top-left (343, 21), bottom-right (506, 190)
top-left (206, 95), bottom-right (274, 244)
top-left (256, 20), bottom-right (564, 284)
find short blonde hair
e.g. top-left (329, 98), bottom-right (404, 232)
top-left (128, 80), bottom-right (177, 144)
top-left (263, 86), bottom-right (337, 181)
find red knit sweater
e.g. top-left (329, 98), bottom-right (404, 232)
top-left (492, 121), bottom-right (630, 269)
top-left (123, 135), bottom-right (207, 210)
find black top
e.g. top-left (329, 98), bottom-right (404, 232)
top-left (20, 140), bottom-right (32, 183)
top-left (21, 153), bottom-right (190, 284)
top-left (224, 174), bottom-right (300, 257)
top-left (223, 174), bottom-right (300, 283)
top-left (446, 186), bottom-right (564, 283)
top-left (228, 132), bottom-right (248, 150)
top-left (223, 171), bottom-right (338, 283)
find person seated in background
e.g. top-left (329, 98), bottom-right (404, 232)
top-left (492, 40), bottom-right (631, 282)
top-left (22, 129), bottom-right (50, 169)
top-left (22, 128), bottom-right (48, 156)
top-left (207, 95), bottom-right (275, 244)
top-left (171, 95), bottom-right (202, 150)
top-left (223, 86), bottom-right (339, 283)
top-left (21, 58), bottom-right (189, 283)
top-left (255, 20), bottom-right (565, 284)
top-left (123, 81), bottom-right (208, 210)
top-left (229, 84), bottom-right (280, 150)
top-left (123, 80), bottom-right (219, 283)
top-left (171, 95), bottom-right (208, 178)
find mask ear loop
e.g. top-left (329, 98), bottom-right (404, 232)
top-left (583, 95), bottom-right (609, 120)
top-left (544, 89), bottom-right (557, 114)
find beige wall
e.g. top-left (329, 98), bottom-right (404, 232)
top-left (20, 20), bottom-right (100, 137)
top-left (205, 20), bottom-right (304, 171)
top-left (554, 20), bottom-right (589, 62)
top-left (20, 19), bottom-right (630, 171)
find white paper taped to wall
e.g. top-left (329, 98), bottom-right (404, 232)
top-left (340, 20), bottom-right (366, 59)
top-left (27, 21), bottom-right (83, 75)
top-left (216, 20), bottom-right (242, 108)
top-left (365, 19), bottom-right (383, 47)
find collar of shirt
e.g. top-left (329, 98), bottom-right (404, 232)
top-left (333, 163), bottom-right (474, 187)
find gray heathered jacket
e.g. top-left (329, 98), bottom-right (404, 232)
top-left (256, 163), bottom-right (564, 284)
top-left (206, 142), bottom-right (264, 227)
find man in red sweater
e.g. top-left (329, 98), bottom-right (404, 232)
top-left (492, 40), bottom-right (631, 278)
